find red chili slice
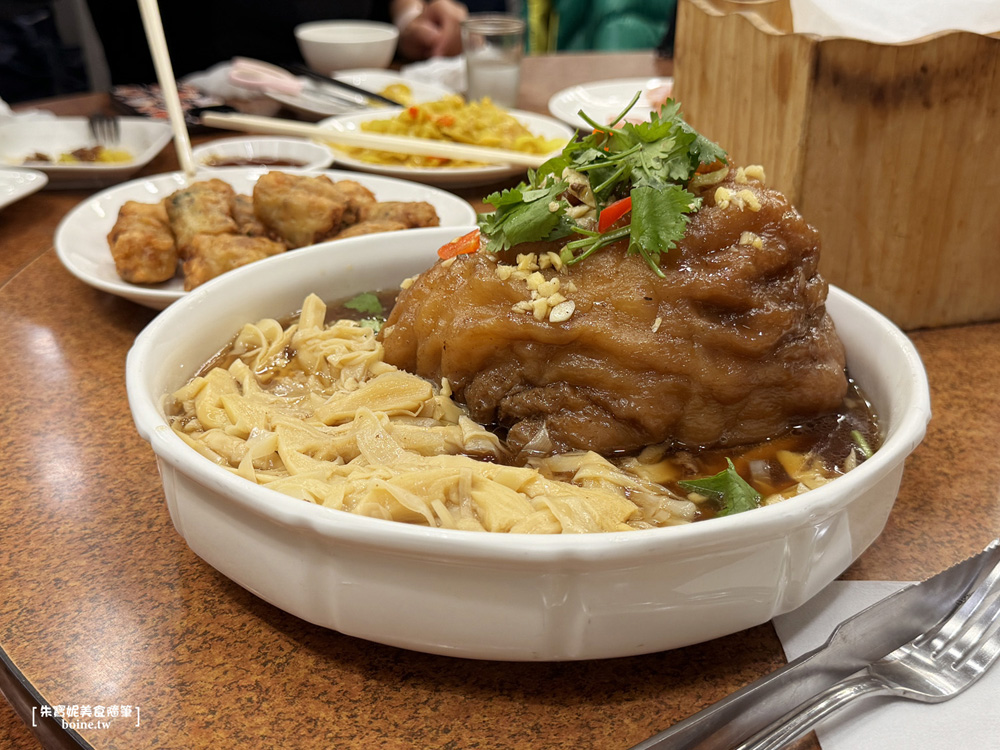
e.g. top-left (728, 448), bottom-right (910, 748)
top-left (597, 196), bottom-right (632, 233)
top-left (437, 229), bottom-right (481, 259)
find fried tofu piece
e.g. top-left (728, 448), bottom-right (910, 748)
top-left (107, 199), bottom-right (178, 283)
top-left (166, 179), bottom-right (238, 258)
top-left (327, 179), bottom-right (377, 225)
top-left (252, 171), bottom-right (349, 249)
top-left (231, 193), bottom-right (273, 239)
top-left (182, 233), bottom-right (286, 290)
top-left (366, 201), bottom-right (440, 228)
top-left (331, 220), bottom-right (408, 239)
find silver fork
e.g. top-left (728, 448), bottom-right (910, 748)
top-left (736, 556), bottom-right (1000, 750)
top-left (88, 113), bottom-right (121, 145)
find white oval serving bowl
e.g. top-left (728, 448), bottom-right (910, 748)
top-left (126, 226), bottom-right (931, 661)
top-left (192, 136), bottom-right (334, 170)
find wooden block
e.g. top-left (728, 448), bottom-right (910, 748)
top-left (674, 0), bottom-right (1000, 329)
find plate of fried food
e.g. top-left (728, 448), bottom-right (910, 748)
top-left (319, 95), bottom-right (574, 188)
top-left (54, 167), bottom-right (477, 309)
top-left (0, 116), bottom-right (173, 189)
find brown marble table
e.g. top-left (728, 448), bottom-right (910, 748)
top-left (2, 51), bottom-right (999, 750)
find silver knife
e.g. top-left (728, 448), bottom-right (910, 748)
top-left (629, 539), bottom-right (1000, 750)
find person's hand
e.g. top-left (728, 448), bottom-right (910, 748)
top-left (398, 0), bottom-right (468, 60)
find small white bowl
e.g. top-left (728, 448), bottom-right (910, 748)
top-left (126, 227), bottom-right (931, 661)
top-left (192, 137), bottom-right (334, 171)
top-left (295, 21), bottom-right (399, 74)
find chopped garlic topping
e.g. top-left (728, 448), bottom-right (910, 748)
top-left (516, 253), bottom-right (539, 271)
top-left (738, 189), bottom-right (761, 212)
top-left (549, 300), bottom-right (576, 323)
top-left (715, 186), bottom-right (761, 212)
top-left (739, 231), bottom-right (764, 249)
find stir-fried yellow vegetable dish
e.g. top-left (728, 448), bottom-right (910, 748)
top-left (341, 95), bottom-right (566, 168)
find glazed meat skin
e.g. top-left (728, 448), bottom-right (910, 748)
top-left (379, 172), bottom-right (848, 457)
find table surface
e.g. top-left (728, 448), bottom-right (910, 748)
top-left (2, 51), bottom-right (999, 750)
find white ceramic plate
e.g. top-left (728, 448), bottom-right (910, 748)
top-left (0, 167), bottom-right (48, 210)
top-left (268, 69), bottom-right (453, 121)
top-left (319, 109), bottom-right (574, 188)
top-left (0, 117), bottom-right (173, 189)
top-left (192, 137), bottom-right (334, 170)
top-left (53, 167), bottom-right (477, 310)
top-left (548, 77), bottom-right (675, 130)
top-left (126, 227), bottom-right (931, 660)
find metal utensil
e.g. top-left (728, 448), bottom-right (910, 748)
top-left (282, 63), bottom-right (405, 108)
top-left (88, 113), bottom-right (120, 145)
top-left (228, 58), bottom-right (367, 110)
top-left (629, 539), bottom-right (1000, 750)
top-left (736, 552), bottom-right (1000, 750)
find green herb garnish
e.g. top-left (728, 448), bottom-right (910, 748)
top-left (344, 292), bottom-right (385, 333)
top-left (478, 179), bottom-right (572, 254)
top-left (678, 459), bottom-right (761, 517)
top-left (851, 430), bottom-right (874, 460)
top-left (344, 292), bottom-right (384, 316)
top-left (479, 95), bottom-right (726, 274)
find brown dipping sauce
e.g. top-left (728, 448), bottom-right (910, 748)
top-left (202, 156), bottom-right (308, 167)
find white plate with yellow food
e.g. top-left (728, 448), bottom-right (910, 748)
top-left (319, 97), bottom-right (574, 188)
top-left (53, 167), bottom-right (477, 310)
top-left (0, 116), bottom-right (173, 189)
top-left (267, 69), bottom-right (453, 121)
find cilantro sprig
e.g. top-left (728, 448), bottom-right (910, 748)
top-left (678, 459), bottom-right (761, 517)
top-left (478, 179), bottom-right (572, 254)
top-left (344, 292), bottom-right (386, 333)
top-left (478, 94), bottom-right (726, 274)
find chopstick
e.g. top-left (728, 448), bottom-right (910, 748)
top-left (282, 64), bottom-right (405, 108)
top-left (136, 0), bottom-right (195, 176)
top-left (200, 111), bottom-right (551, 168)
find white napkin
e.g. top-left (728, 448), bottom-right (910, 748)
top-left (773, 580), bottom-right (1000, 749)
top-left (400, 55), bottom-right (467, 93)
top-left (0, 98), bottom-right (56, 123)
top-left (790, 0), bottom-right (1000, 43)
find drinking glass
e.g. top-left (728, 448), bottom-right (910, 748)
top-left (461, 13), bottom-right (526, 108)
